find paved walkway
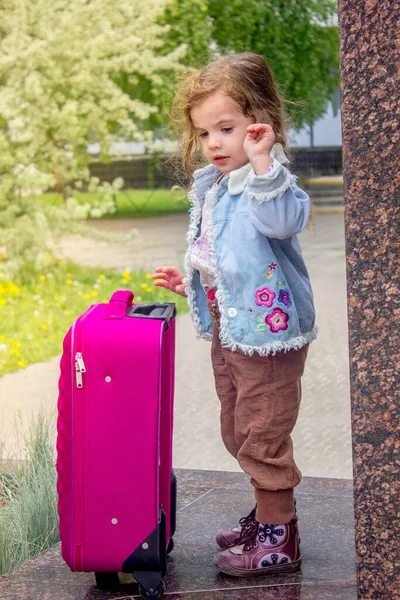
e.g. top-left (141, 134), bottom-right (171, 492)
top-left (0, 212), bottom-right (352, 479)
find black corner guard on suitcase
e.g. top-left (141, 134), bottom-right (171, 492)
top-left (170, 471), bottom-right (177, 539)
top-left (122, 509), bottom-right (167, 599)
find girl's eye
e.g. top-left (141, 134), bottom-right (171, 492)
top-left (198, 132), bottom-right (208, 138)
top-left (222, 127), bottom-right (233, 133)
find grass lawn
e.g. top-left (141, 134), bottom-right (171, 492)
top-left (0, 259), bottom-right (188, 377)
top-left (41, 188), bottom-right (190, 218)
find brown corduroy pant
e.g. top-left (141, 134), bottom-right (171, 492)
top-left (211, 323), bottom-right (308, 524)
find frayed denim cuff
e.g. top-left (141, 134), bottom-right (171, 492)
top-left (247, 160), bottom-right (297, 203)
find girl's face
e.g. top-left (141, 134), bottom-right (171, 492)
top-left (190, 91), bottom-right (253, 174)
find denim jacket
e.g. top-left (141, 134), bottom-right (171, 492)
top-left (183, 155), bottom-right (317, 356)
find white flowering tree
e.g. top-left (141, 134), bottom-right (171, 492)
top-left (0, 0), bottom-right (183, 278)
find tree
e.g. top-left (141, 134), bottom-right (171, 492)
top-left (112, 0), bottom-right (339, 135)
top-left (208, 0), bottom-right (339, 128)
top-left (114, 0), bottom-right (213, 133)
top-left (0, 0), bottom-right (183, 278)
top-left (143, 0), bottom-right (338, 131)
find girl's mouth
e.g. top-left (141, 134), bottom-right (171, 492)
top-left (213, 156), bottom-right (229, 164)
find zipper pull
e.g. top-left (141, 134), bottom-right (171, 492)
top-left (75, 361), bottom-right (83, 388)
top-left (75, 352), bottom-right (86, 373)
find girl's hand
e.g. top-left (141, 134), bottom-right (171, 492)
top-left (152, 266), bottom-right (187, 297)
top-left (244, 123), bottom-right (276, 175)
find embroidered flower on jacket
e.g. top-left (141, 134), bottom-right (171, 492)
top-left (278, 288), bottom-right (291, 307)
top-left (254, 286), bottom-right (276, 307)
top-left (268, 263), bottom-right (277, 270)
top-left (265, 270), bottom-right (273, 279)
top-left (207, 289), bottom-right (216, 301)
top-left (266, 308), bottom-right (289, 333)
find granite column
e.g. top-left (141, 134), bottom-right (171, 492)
top-left (338, 1), bottom-right (399, 598)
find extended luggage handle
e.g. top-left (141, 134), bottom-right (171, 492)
top-left (104, 290), bottom-right (134, 320)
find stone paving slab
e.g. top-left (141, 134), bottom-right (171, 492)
top-left (0, 213), bottom-right (352, 479)
top-left (0, 469), bottom-right (356, 600)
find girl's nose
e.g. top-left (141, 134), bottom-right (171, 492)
top-left (208, 135), bottom-right (221, 150)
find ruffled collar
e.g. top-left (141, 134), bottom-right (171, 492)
top-left (192, 142), bottom-right (289, 200)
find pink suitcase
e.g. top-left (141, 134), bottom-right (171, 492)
top-left (56, 290), bottom-right (176, 600)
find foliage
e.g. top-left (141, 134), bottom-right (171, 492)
top-left (115, 0), bottom-right (212, 133)
top-left (0, 259), bottom-right (188, 376)
top-left (146, 0), bottom-right (339, 130)
top-left (208, 0), bottom-right (339, 128)
top-left (0, 0), bottom-right (184, 278)
top-left (0, 410), bottom-right (58, 576)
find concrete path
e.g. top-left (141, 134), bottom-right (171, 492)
top-left (0, 213), bottom-right (352, 479)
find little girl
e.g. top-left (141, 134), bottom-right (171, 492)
top-left (152, 52), bottom-right (317, 578)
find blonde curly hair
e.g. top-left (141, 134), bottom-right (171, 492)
top-left (170, 52), bottom-right (289, 182)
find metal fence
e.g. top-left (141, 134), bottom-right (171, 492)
top-left (89, 147), bottom-right (342, 189)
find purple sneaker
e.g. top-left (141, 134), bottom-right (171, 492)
top-left (214, 513), bottom-right (302, 577)
top-left (216, 507), bottom-right (257, 549)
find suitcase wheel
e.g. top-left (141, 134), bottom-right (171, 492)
top-left (138, 580), bottom-right (165, 600)
top-left (94, 571), bottom-right (120, 591)
top-left (166, 537), bottom-right (174, 555)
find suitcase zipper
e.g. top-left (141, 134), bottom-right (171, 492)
top-left (75, 352), bottom-right (86, 388)
top-left (70, 305), bottom-right (96, 570)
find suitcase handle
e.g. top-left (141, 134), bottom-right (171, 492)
top-left (104, 290), bottom-right (134, 319)
top-left (126, 303), bottom-right (176, 329)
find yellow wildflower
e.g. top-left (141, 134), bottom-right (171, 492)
top-left (91, 290), bottom-right (98, 296)
top-left (39, 275), bottom-right (46, 281)
top-left (123, 270), bottom-right (130, 279)
top-left (66, 279), bottom-right (73, 285)
top-left (145, 273), bottom-right (152, 279)
top-left (84, 293), bottom-right (90, 300)
top-left (7, 282), bottom-right (21, 295)
top-left (18, 360), bottom-right (26, 368)
top-left (140, 283), bottom-right (147, 289)
top-left (0, 298), bottom-right (6, 306)
top-left (121, 278), bottom-right (128, 284)
top-left (98, 274), bottom-right (105, 280)
top-left (40, 324), bottom-right (48, 330)
top-left (64, 310), bottom-right (70, 315)
top-left (11, 348), bottom-right (21, 356)
top-left (160, 294), bottom-right (165, 299)
top-left (0, 336), bottom-right (4, 342)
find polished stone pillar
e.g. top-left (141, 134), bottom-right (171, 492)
top-left (338, 1), bottom-right (399, 598)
